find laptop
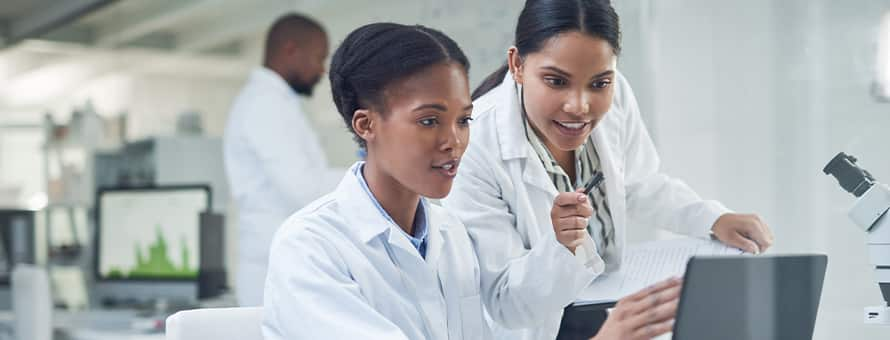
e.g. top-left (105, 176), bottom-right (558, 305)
top-left (672, 254), bottom-right (828, 340)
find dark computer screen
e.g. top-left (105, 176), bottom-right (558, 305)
top-left (0, 210), bottom-right (35, 284)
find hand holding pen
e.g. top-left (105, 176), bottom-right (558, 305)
top-left (550, 171), bottom-right (605, 254)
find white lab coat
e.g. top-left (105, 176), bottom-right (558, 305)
top-left (262, 163), bottom-right (490, 340)
top-left (441, 71), bottom-right (730, 340)
top-left (224, 67), bottom-right (343, 306)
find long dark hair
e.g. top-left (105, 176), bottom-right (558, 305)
top-left (472, 0), bottom-right (621, 100)
top-left (329, 23), bottom-right (470, 148)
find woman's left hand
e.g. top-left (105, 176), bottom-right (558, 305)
top-left (711, 213), bottom-right (774, 254)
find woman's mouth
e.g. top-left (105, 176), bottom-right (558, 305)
top-left (432, 159), bottom-right (459, 178)
top-left (553, 120), bottom-right (590, 137)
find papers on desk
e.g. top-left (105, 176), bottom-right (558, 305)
top-left (575, 237), bottom-right (744, 306)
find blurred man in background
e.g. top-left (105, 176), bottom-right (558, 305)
top-left (224, 13), bottom-right (341, 306)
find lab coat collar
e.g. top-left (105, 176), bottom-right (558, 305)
top-left (335, 163), bottom-right (392, 244)
top-left (488, 72), bottom-right (559, 196)
top-left (421, 206), bottom-right (446, 268)
top-left (335, 163), bottom-right (445, 266)
top-left (355, 163), bottom-right (432, 259)
top-left (491, 72), bottom-right (531, 161)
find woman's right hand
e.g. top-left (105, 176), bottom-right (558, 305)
top-left (591, 277), bottom-right (683, 340)
top-left (551, 189), bottom-right (593, 253)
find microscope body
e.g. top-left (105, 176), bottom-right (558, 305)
top-left (850, 182), bottom-right (890, 324)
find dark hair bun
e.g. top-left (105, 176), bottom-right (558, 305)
top-left (329, 23), bottom-right (470, 148)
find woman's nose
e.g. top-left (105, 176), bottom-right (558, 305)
top-left (563, 102), bottom-right (590, 115)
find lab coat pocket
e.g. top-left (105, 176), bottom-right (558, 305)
top-left (459, 294), bottom-right (485, 340)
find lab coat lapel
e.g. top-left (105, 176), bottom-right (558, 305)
top-left (427, 208), bottom-right (469, 340)
top-left (423, 201), bottom-right (444, 271)
top-left (393, 203), bottom-right (448, 339)
top-left (521, 156), bottom-right (559, 198)
top-left (377, 200), bottom-right (435, 283)
top-left (337, 163), bottom-right (433, 264)
top-left (336, 164), bottom-right (448, 338)
top-left (427, 207), bottom-right (448, 294)
top-left (491, 75), bottom-right (560, 248)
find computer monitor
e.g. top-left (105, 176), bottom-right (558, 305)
top-left (93, 185), bottom-right (210, 306)
top-left (0, 210), bottom-right (35, 282)
top-left (0, 209), bottom-right (35, 309)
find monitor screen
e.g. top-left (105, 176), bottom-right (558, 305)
top-left (0, 210), bottom-right (35, 285)
top-left (97, 187), bottom-right (209, 281)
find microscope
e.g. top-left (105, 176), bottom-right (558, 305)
top-left (823, 152), bottom-right (890, 325)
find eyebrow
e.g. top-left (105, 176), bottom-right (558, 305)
top-left (412, 103), bottom-right (474, 112)
top-left (541, 66), bottom-right (615, 80)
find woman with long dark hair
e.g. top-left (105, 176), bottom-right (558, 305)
top-left (443, 0), bottom-right (774, 339)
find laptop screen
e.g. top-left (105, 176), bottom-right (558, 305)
top-left (673, 255), bottom-right (827, 340)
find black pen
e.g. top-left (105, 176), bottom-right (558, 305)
top-left (582, 171), bottom-right (605, 195)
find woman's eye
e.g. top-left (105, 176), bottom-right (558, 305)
top-left (419, 118), bottom-right (438, 127)
top-left (545, 77), bottom-right (567, 87)
top-left (459, 116), bottom-right (474, 125)
top-left (591, 80), bottom-right (612, 89)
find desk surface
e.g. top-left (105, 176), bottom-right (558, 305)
top-left (56, 310), bottom-right (165, 340)
top-left (58, 294), bottom-right (237, 339)
top-left (0, 310), bottom-right (164, 340)
top-left (0, 294), bottom-right (236, 340)
top-left (64, 329), bottom-right (163, 340)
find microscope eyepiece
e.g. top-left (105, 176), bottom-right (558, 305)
top-left (823, 152), bottom-right (875, 197)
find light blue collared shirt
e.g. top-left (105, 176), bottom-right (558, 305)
top-left (354, 163), bottom-right (429, 258)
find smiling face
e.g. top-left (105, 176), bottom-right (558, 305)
top-left (509, 31), bottom-right (617, 153)
top-left (354, 62), bottom-right (473, 199)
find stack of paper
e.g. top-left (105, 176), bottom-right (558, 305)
top-left (574, 237), bottom-right (744, 305)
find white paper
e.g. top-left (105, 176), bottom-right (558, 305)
top-left (575, 237), bottom-right (743, 305)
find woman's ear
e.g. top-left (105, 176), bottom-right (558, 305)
top-left (352, 109), bottom-right (374, 144)
top-left (507, 46), bottom-right (524, 85)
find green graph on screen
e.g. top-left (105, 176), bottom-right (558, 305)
top-left (107, 225), bottom-right (197, 279)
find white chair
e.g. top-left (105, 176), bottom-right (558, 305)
top-left (165, 307), bottom-right (264, 340)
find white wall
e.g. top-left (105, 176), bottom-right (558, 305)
top-left (619, 0), bottom-right (890, 338)
top-left (293, 0), bottom-right (521, 166)
top-left (126, 74), bottom-right (243, 139)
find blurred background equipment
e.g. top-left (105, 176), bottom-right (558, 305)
top-left (93, 136), bottom-right (228, 212)
top-left (175, 110), bottom-right (205, 136)
top-left (197, 212), bottom-right (227, 300)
